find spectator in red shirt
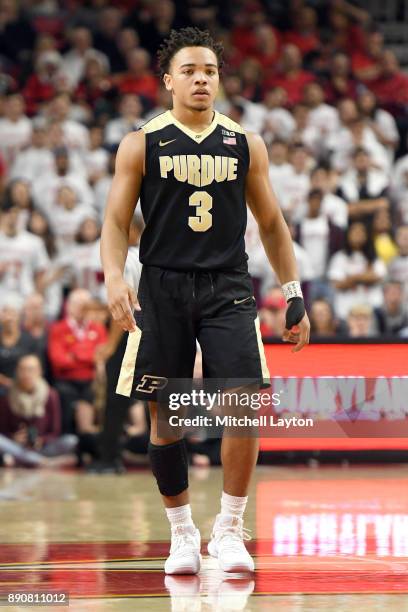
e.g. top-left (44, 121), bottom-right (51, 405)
top-left (239, 58), bottom-right (264, 103)
top-left (75, 53), bottom-right (114, 117)
top-left (370, 50), bottom-right (408, 111)
top-left (250, 24), bottom-right (281, 71)
top-left (48, 288), bottom-right (107, 434)
top-left (351, 30), bottom-right (384, 84)
top-left (284, 6), bottom-right (320, 58)
top-left (216, 31), bottom-right (244, 73)
top-left (326, 4), bottom-right (367, 56)
top-left (259, 288), bottom-right (287, 338)
top-left (23, 51), bottom-right (61, 116)
top-left (325, 52), bottom-right (358, 104)
top-left (263, 44), bottom-right (315, 107)
top-left (116, 48), bottom-right (158, 106)
top-left (0, 354), bottom-right (77, 467)
top-left (230, 10), bottom-right (258, 57)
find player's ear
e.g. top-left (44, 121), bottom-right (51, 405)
top-left (163, 74), bottom-right (172, 91)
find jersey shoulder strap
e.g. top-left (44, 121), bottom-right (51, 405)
top-left (216, 112), bottom-right (246, 135)
top-left (139, 111), bottom-right (174, 134)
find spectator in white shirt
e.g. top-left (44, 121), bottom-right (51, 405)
top-left (296, 188), bottom-right (344, 302)
top-left (3, 179), bottom-right (34, 232)
top-left (254, 212), bottom-right (315, 299)
top-left (267, 139), bottom-right (293, 212)
top-left (104, 94), bottom-right (144, 146)
top-left (11, 118), bottom-right (54, 182)
top-left (26, 209), bottom-right (65, 320)
top-left (327, 99), bottom-right (389, 173)
top-left (215, 75), bottom-right (266, 133)
top-left (93, 147), bottom-right (116, 222)
top-left (49, 185), bottom-right (95, 253)
top-left (83, 125), bottom-right (108, 185)
top-left (47, 120), bottom-right (85, 177)
top-left (328, 221), bottom-right (387, 318)
top-left (303, 82), bottom-right (339, 136)
top-left (61, 27), bottom-right (108, 89)
top-left (69, 217), bottom-right (105, 302)
top-left (262, 87), bottom-right (296, 142)
top-left (123, 215), bottom-right (144, 292)
top-left (388, 225), bottom-right (408, 298)
top-left (281, 143), bottom-right (311, 221)
top-left (338, 147), bottom-right (389, 223)
top-left (0, 202), bottom-right (49, 304)
top-left (357, 89), bottom-right (399, 163)
top-left (45, 93), bottom-right (89, 154)
top-left (391, 156), bottom-right (408, 224)
top-left (0, 94), bottom-right (31, 168)
top-left (290, 103), bottom-right (321, 156)
top-left (310, 165), bottom-right (348, 228)
top-left (33, 146), bottom-right (94, 213)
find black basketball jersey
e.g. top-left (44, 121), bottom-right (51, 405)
top-left (138, 110), bottom-right (250, 270)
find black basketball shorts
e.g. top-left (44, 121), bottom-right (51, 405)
top-left (116, 261), bottom-right (270, 401)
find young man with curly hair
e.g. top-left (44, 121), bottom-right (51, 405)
top-left (101, 27), bottom-right (309, 575)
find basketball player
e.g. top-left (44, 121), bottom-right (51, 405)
top-left (101, 28), bottom-right (310, 575)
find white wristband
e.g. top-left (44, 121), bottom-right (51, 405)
top-left (282, 281), bottom-right (303, 302)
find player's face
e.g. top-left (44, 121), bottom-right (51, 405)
top-left (164, 46), bottom-right (219, 111)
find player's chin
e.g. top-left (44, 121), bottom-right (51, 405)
top-left (189, 96), bottom-right (212, 110)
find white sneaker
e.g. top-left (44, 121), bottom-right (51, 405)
top-left (165, 525), bottom-right (202, 575)
top-left (207, 514), bottom-right (254, 573)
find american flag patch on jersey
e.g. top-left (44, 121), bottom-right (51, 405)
top-left (223, 136), bottom-right (236, 145)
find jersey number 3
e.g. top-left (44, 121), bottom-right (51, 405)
top-left (188, 191), bottom-right (213, 232)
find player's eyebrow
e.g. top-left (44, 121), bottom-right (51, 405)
top-left (179, 63), bottom-right (218, 68)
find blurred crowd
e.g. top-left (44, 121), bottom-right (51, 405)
top-left (0, 0), bottom-right (408, 467)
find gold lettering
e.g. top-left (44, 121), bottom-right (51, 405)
top-left (187, 155), bottom-right (201, 187)
top-left (188, 191), bottom-right (213, 232)
top-left (173, 155), bottom-right (187, 182)
top-left (214, 156), bottom-right (228, 182)
top-left (200, 155), bottom-right (214, 187)
top-left (159, 156), bottom-right (173, 178)
top-left (160, 155), bottom-right (239, 185)
top-left (228, 158), bottom-right (238, 181)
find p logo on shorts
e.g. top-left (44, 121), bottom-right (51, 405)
top-left (136, 375), bottom-right (168, 394)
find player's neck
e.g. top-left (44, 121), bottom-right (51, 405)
top-left (170, 105), bottom-right (215, 133)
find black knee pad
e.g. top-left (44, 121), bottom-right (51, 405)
top-left (148, 439), bottom-right (189, 496)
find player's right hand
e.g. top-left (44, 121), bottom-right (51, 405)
top-left (106, 277), bottom-right (140, 332)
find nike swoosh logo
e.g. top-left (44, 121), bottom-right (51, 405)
top-left (234, 296), bottom-right (254, 305)
top-left (159, 138), bottom-right (177, 147)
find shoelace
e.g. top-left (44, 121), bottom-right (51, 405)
top-left (216, 524), bottom-right (252, 552)
top-left (170, 526), bottom-right (198, 556)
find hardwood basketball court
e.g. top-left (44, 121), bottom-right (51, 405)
top-left (1, 464), bottom-right (408, 610)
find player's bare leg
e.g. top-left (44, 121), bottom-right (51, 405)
top-left (149, 402), bottom-right (201, 575)
top-left (221, 436), bottom-right (259, 497)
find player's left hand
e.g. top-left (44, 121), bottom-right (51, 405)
top-left (282, 297), bottom-right (310, 352)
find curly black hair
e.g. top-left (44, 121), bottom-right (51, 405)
top-left (157, 27), bottom-right (224, 78)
